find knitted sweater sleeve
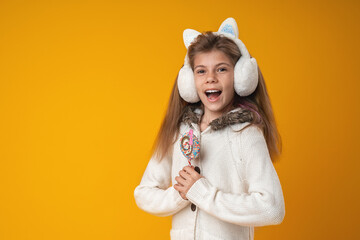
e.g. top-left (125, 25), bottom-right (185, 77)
top-left (185, 125), bottom-right (285, 227)
top-left (134, 154), bottom-right (190, 217)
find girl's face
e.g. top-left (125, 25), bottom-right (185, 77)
top-left (193, 49), bottom-right (235, 118)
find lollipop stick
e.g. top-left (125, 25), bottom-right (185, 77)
top-left (189, 129), bottom-right (193, 166)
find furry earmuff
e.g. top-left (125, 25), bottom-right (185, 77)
top-left (177, 17), bottom-right (259, 103)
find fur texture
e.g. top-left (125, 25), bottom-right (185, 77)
top-left (181, 105), bottom-right (253, 131)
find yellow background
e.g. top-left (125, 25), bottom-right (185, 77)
top-left (0, 0), bottom-right (359, 239)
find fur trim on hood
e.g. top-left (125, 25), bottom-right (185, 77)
top-left (181, 105), bottom-right (253, 131)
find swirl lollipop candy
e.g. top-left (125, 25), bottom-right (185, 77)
top-left (179, 129), bottom-right (200, 166)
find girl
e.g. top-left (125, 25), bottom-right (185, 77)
top-left (134, 17), bottom-right (285, 240)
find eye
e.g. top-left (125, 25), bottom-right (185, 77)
top-left (196, 69), bottom-right (205, 74)
top-left (218, 67), bottom-right (227, 72)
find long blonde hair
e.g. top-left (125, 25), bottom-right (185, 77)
top-left (151, 32), bottom-right (281, 162)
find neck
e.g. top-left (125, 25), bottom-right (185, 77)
top-left (201, 104), bottom-right (234, 126)
top-left (201, 111), bottom-right (222, 125)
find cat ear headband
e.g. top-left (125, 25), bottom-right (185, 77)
top-left (177, 17), bottom-right (259, 103)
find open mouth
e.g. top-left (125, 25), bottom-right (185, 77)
top-left (205, 89), bottom-right (222, 101)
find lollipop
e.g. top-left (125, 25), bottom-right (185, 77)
top-left (180, 129), bottom-right (200, 166)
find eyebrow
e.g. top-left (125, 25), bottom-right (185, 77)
top-left (194, 62), bottom-right (232, 70)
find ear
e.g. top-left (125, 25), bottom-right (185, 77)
top-left (218, 17), bottom-right (239, 38)
top-left (183, 29), bottom-right (201, 49)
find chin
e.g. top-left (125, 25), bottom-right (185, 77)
top-left (204, 104), bottom-right (228, 114)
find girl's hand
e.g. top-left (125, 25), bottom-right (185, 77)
top-left (174, 166), bottom-right (203, 200)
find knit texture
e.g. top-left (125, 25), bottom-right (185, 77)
top-left (134, 107), bottom-right (285, 240)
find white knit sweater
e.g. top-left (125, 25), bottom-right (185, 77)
top-left (134, 108), bottom-right (285, 240)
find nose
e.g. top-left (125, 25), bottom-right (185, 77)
top-left (206, 71), bottom-right (217, 83)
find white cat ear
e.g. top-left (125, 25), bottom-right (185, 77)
top-left (218, 17), bottom-right (239, 38)
top-left (183, 29), bottom-right (201, 49)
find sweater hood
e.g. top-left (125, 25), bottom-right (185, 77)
top-left (181, 105), bottom-right (253, 131)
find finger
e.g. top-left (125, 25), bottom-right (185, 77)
top-left (183, 166), bottom-right (195, 173)
top-left (183, 166), bottom-right (199, 178)
top-left (175, 176), bottom-right (186, 186)
top-left (175, 176), bottom-right (182, 185)
top-left (174, 183), bottom-right (184, 191)
top-left (179, 169), bottom-right (190, 176)
top-left (179, 170), bottom-right (190, 179)
top-left (175, 176), bottom-right (182, 182)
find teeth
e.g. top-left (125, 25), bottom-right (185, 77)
top-left (205, 90), bottom-right (220, 93)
